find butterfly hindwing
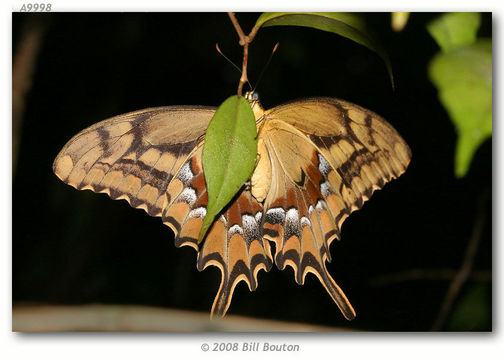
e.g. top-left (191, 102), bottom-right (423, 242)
top-left (256, 97), bottom-right (411, 320)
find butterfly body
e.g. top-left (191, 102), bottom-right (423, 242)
top-left (53, 92), bottom-right (411, 320)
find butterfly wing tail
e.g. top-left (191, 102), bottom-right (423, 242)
top-left (315, 266), bottom-right (356, 320)
top-left (197, 190), bottom-right (273, 317)
top-left (208, 265), bottom-right (246, 318)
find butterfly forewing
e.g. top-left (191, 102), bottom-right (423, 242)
top-left (53, 107), bottom-right (214, 216)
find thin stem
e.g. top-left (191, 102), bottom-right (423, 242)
top-left (227, 12), bottom-right (252, 97)
top-left (248, 24), bottom-right (261, 43)
top-left (430, 191), bottom-right (488, 331)
top-left (228, 12), bottom-right (247, 44)
top-left (237, 44), bottom-right (248, 96)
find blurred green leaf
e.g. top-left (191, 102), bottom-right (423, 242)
top-left (255, 12), bottom-right (394, 88)
top-left (427, 12), bottom-right (481, 52)
top-left (391, 12), bottom-right (410, 32)
top-left (429, 39), bottom-right (492, 177)
top-left (199, 95), bottom-right (258, 242)
top-left (446, 284), bottom-right (491, 331)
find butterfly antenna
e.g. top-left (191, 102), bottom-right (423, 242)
top-left (216, 43), bottom-right (241, 73)
top-left (216, 43), bottom-right (253, 91)
top-left (253, 42), bottom-right (279, 93)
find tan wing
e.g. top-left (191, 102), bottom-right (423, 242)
top-left (254, 97), bottom-right (411, 320)
top-left (53, 106), bottom-right (273, 316)
top-left (53, 106), bottom-right (215, 219)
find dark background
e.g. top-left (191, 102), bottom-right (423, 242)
top-left (12, 12), bottom-right (492, 331)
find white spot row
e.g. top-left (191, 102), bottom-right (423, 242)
top-left (320, 181), bottom-right (331, 197)
top-left (179, 187), bottom-right (197, 205)
top-left (188, 206), bottom-right (206, 219)
top-left (266, 207), bottom-right (286, 222)
top-left (177, 161), bottom-right (194, 184)
top-left (318, 153), bottom-right (332, 177)
top-left (285, 208), bottom-right (299, 225)
top-left (316, 200), bottom-right (326, 211)
top-left (229, 224), bottom-right (244, 237)
top-left (300, 216), bottom-right (311, 228)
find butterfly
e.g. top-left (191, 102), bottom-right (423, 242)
top-left (53, 91), bottom-right (411, 320)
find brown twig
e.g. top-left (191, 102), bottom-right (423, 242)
top-left (248, 24), bottom-right (261, 43)
top-left (227, 12), bottom-right (256, 97)
top-left (228, 12), bottom-right (247, 43)
top-left (430, 191), bottom-right (489, 331)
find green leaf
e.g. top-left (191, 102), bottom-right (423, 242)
top-left (446, 284), bottom-right (491, 331)
top-left (427, 12), bottom-right (481, 52)
top-left (429, 39), bottom-right (492, 178)
top-left (255, 12), bottom-right (394, 88)
top-left (199, 95), bottom-right (258, 242)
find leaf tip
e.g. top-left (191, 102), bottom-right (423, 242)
top-left (198, 213), bottom-right (214, 243)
